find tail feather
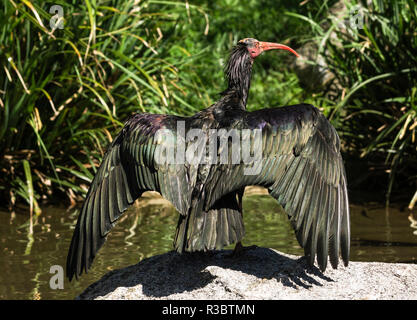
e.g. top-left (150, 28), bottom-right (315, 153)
top-left (174, 191), bottom-right (245, 252)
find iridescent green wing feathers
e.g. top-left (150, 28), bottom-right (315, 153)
top-left (66, 113), bottom-right (193, 281)
top-left (203, 104), bottom-right (350, 271)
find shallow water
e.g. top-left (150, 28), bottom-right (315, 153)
top-left (0, 192), bottom-right (416, 300)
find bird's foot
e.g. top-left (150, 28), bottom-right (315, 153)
top-left (203, 250), bottom-right (216, 258)
top-left (186, 250), bottom-right (216, 258)
top-left (227, 242), bottom-right (257, 258)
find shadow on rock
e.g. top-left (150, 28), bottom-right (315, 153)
top-left (78, 246), bottom-right (334, 299)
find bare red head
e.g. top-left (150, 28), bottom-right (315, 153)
top-left (238, 38), bottom-right (299, 59)
top-left (223, 38), bottom-right (299, 108)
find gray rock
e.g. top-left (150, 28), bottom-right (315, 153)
top-left (77, 246), bottom-right (417, 300)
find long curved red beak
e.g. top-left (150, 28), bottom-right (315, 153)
top-left (259, 42), bottom-right (300, 57)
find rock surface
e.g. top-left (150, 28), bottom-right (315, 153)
top-left (78, 246), bottom-right (417, 300)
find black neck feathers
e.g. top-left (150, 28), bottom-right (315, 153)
top-left (221, 44), bottom-right (253, 110)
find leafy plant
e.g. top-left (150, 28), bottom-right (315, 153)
top-left (289, 0), bottom-right (417, 205)
top-left (0, 0), bottom-right (210, 207)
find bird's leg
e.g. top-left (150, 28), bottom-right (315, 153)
top-left (233, 241), bottom-right (244, 256)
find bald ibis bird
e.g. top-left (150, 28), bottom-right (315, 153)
top-left (67, 38), bottom-right (350, 281)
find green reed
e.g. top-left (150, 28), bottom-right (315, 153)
top-left (289, 0), bottom-right (417, 205)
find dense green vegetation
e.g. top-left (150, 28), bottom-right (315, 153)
top-left (1, 0), bottom-right (416, 214)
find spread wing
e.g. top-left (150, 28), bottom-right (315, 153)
top-left (203, 104), bottom-right (350, 271)
top-left (66, 113), bottom-right (193, 281)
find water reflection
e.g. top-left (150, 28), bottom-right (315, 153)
top-left (0, 189), bottom-right (416, 300)
top-left (409, 213), bottom-right (417, 236)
